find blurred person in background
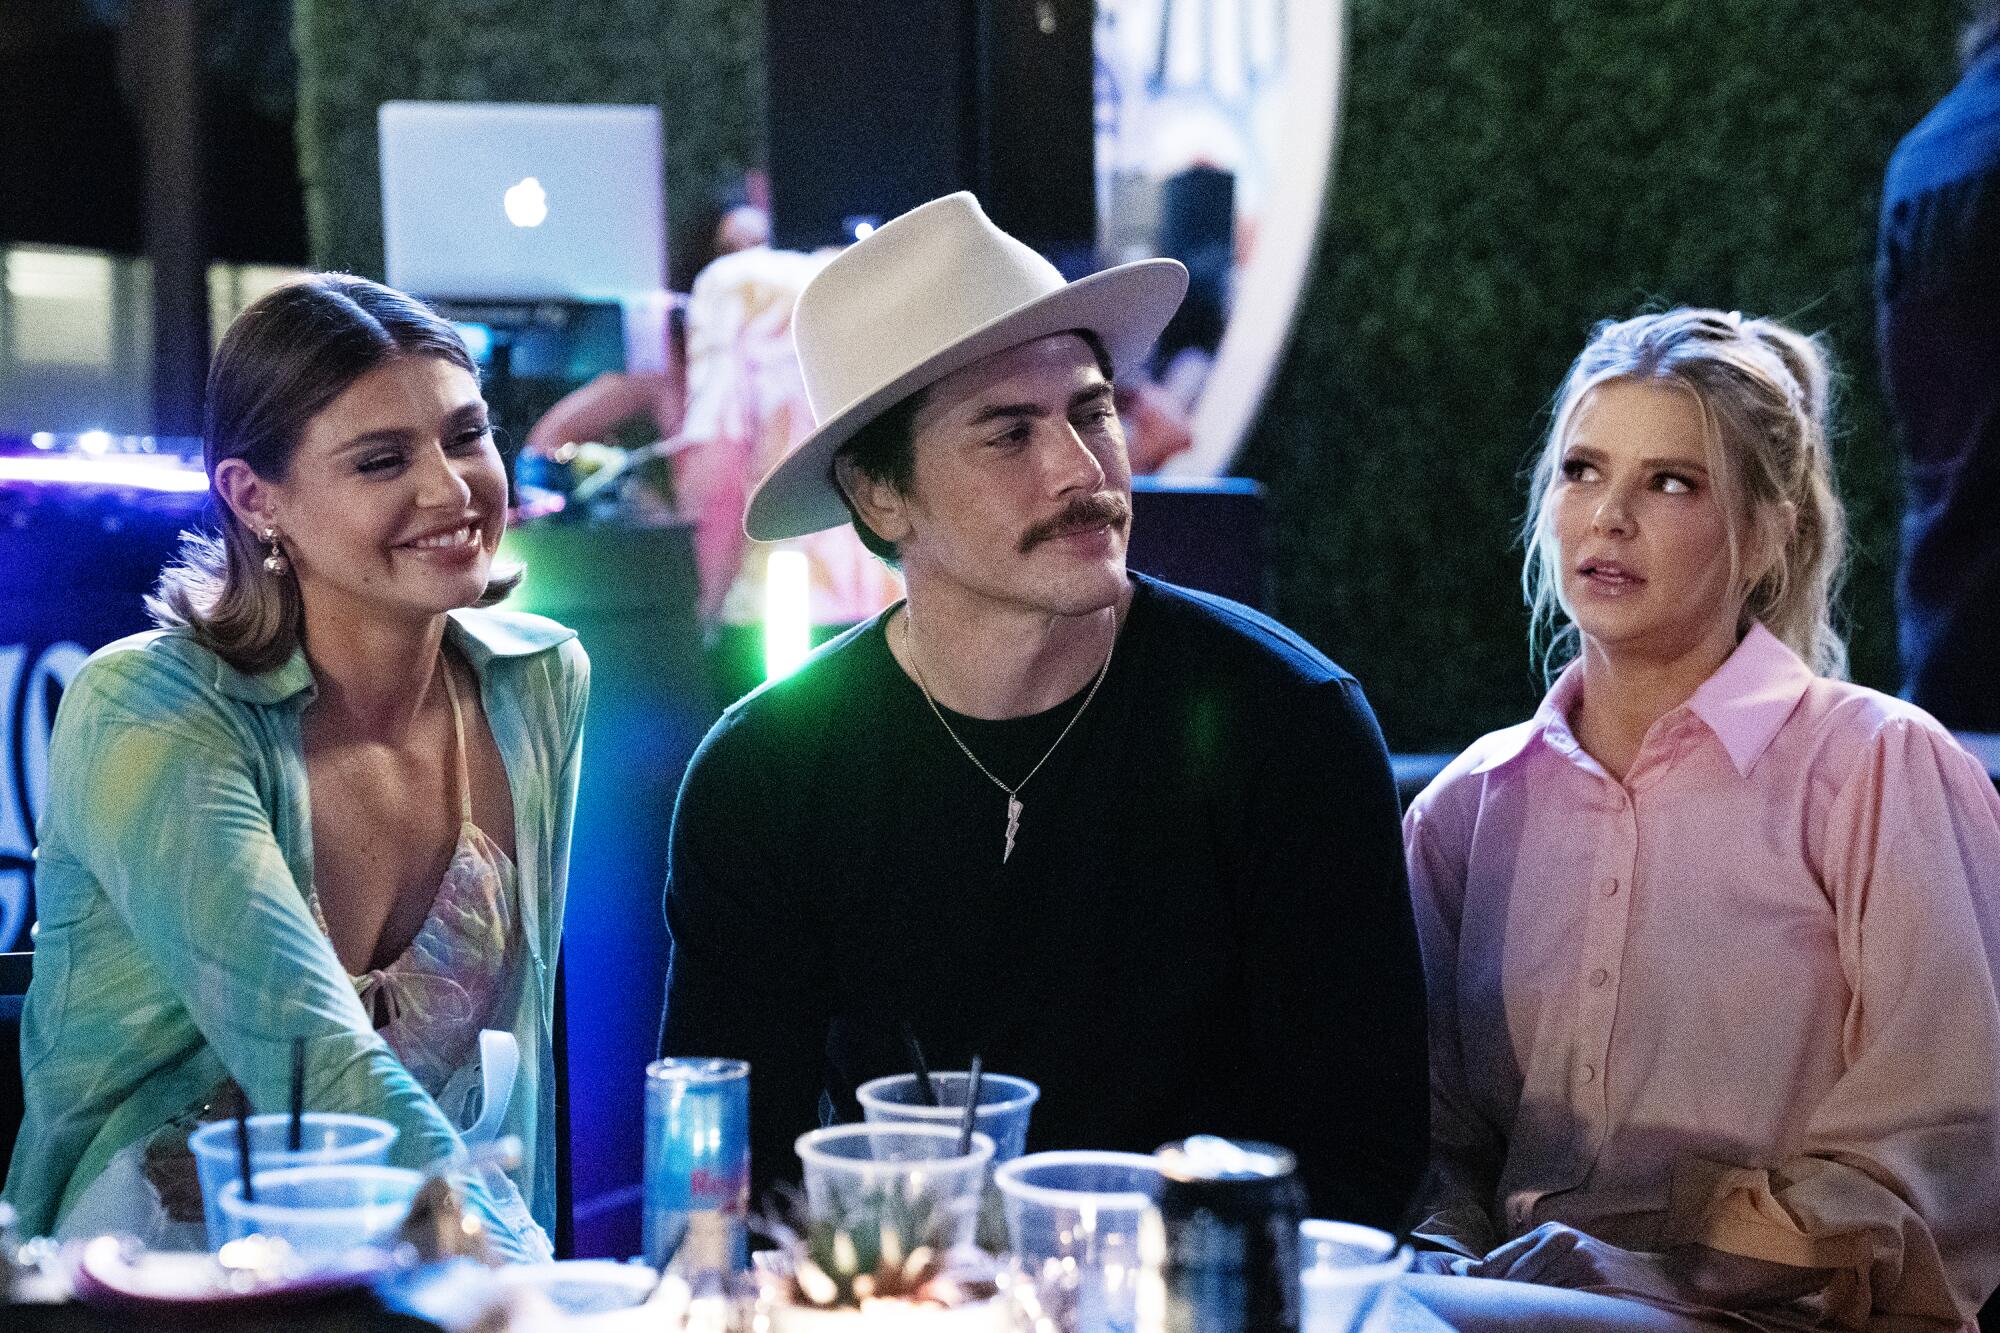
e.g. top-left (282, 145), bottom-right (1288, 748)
top-left (1878, 1), bottom-right (2000, 732)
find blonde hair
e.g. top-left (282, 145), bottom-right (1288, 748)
top-left (150, 275), bottom-right (517, 674)
top-left (1522, 308), bottom-right (1847, 679)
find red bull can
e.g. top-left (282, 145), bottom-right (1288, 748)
top-left (644, 1057), bottom-right (750, 1274)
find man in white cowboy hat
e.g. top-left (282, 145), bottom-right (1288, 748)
top-left (659, 193), bottom-right (1426, 1224)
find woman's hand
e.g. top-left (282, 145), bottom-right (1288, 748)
top-left (1469, 1222), bottom-right (1832, 1309)
top-left (1408, 1248), bottom-right (1474, 1277)
top-left (1467, 1222), bottom-right (1680, 1300)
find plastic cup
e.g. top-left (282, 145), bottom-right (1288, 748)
top-left (1299, 1219), bottom-right (1412, 1333)
top-left (794, 1124), bottom-right (995, 1252)
top-left (856, 1072), bottom-right (1040, 1163)
top-left (993, 1151), bottom-right (1163, 1332)
top-left (215, 1163), bottom-right (424, 1254)
top-left (188, 1112), bottom-right (398, 1248)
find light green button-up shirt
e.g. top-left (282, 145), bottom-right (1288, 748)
top-left (2, 608), bottom-right (588, 1244)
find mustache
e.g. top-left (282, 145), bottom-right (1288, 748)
top-left (1019, 492), bottom-right (1131, 553)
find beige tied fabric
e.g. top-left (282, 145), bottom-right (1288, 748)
top-left (316, 665), bottom-right (517, 1116)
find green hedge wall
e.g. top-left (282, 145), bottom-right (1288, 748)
top-left (294, 0), bottom-right (1963, 753)
top-left (294, 0), bottom-right (763, 287)
top-left (1239, 0), bottom-right (1965, 750)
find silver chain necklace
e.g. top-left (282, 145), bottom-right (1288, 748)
top-left (901, 605), bottom-right (1117, 864)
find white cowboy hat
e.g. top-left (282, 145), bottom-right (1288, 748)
top-left (744, 191), bottom-right (1188, 541)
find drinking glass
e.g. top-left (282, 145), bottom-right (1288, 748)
top-left (856, 1072), bottom-right (1039, 1163)
top-left (1299, 1219), bottom-right (1411, 1333)
top-left (187, 1112), bottom-right (397, 1248)
top-left (214, 1163), bottom-right (423, 1255)
top-left (793, 1124), bottom-right (995, 1253)
top-left (993, 1151), bottom-right (1163, 1333)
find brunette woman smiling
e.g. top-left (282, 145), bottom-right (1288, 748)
top-left (1, 276), bottom-right (588, 1258)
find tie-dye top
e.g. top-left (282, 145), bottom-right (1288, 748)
top-left (1, 609), bottom-right (588, 1247)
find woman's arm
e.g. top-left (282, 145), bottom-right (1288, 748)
top-left (1467, 1222), bottom-right (1834, 1311)
top-left (1657, 719), bottom-right (2000, 1327)
top-left (45, 654), bottom-right (535, 1254)
top-left (1403, 794), bottom-right (1505, 1259)
top-left (541, 637), bottom-right (591, 1005)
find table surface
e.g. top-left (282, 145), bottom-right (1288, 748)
top-left (1369, 1284), bottom-right (1458, 1332)
top-left (11, 1276), bottom-right (1458, 1332)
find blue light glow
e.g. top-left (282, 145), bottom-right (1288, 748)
top-left (0, 455), bottom-right (209, 492)
top-left (454, 322), bottom-right (495, 363)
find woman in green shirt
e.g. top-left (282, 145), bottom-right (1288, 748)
top-left (2, 276), bottom-right (588, 1258)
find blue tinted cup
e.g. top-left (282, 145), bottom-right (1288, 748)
top-left (994, 1151), bottom-right (1164, 1332)
top-left (794, 1124), bottom-right (995, 1252)
top-left (187, 1112), bottom-right (397, 1249)
top-left (855, 1072), bottom-right (1039, 1163)
top-left (215, 1163), bottom-right (423, 1255)
top-left (1300, 1219), bottom-right (1411, 1333)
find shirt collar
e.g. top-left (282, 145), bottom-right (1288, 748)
top-left (1467, 623), bottom-right (1812, 779)
top-left (1469, 664), bottom-right (1586, 775)
top-left (1683, 623), bottom-right (1814, 777)
top-left (211, 607), bottom-right (575, 705)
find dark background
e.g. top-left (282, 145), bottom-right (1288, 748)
top-left (1, 0), bottom-right (1970, 749)
top-left (0, 0), bottom-right (306, 264)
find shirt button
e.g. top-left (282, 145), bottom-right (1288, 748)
top-left (1580, 1063), bottom-right (1598, 1084)
top-left (1589, 968), bottom-right (1610, 987)
top-left (1599, 878), bottom-right (1620, 897)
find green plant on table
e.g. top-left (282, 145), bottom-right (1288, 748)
top-left (764, 1184), bottom-right (997, 1311)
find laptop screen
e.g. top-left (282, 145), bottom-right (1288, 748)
top-left (379, 101), bottom-right (667, 300)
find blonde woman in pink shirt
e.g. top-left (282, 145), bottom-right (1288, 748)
top-left (1402, 309), bottom-right (2000, 1333)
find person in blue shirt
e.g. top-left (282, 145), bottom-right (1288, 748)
top-left (1877, 3), bottom-right (2000, 730)
top-left (2, 276), bottom-right (588, 1257)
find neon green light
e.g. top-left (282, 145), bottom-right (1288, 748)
top-left (763, 549), bottom-right (813, 682)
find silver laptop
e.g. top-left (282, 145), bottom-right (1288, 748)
top-left (379, 101), bottom-right (667, 300)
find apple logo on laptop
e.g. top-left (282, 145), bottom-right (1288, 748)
top-left (503, 177), bottom-right (549, 228)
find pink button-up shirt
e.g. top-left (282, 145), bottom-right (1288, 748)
top-left (1405, 625), bottom-right (2000, 1330)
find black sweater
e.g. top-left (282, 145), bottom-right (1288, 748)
top-left (659, 575), bottom-right (1428, 1228)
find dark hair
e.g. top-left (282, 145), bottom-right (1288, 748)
top-left (832, 389), bottom-right (928, 565)
top-left (830, 329), bottom-right (1115, 565)
top-left (149, 274), bottom-right (516, 673)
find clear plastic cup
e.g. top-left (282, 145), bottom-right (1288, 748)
top-left (1299, 1219), bottom-right (1412, 1333)
top-left (993, 1151), bottom-right (1163, 1332)
top-left (215, 1163), bottom-right (424, 1254)
top-left (793, 1124), bottom-right (995, 1252)
top-left (855, 1072), bottom-right (1040, 1163)
top-left (187, 1112), bottom-right (398, 1247)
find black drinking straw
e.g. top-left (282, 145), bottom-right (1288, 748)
top-left (956, 1055), bottom-right (983, 1156)
top-left (900, 1022), bottom-right (939, 1107)
top-left (233, 1084), bottom-right (257, 1204)
top-left (288, 1036), bottom-right (306, 1151)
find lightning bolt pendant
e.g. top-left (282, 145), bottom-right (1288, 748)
top-left (1004, 795), bottom-right (1023, 864)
